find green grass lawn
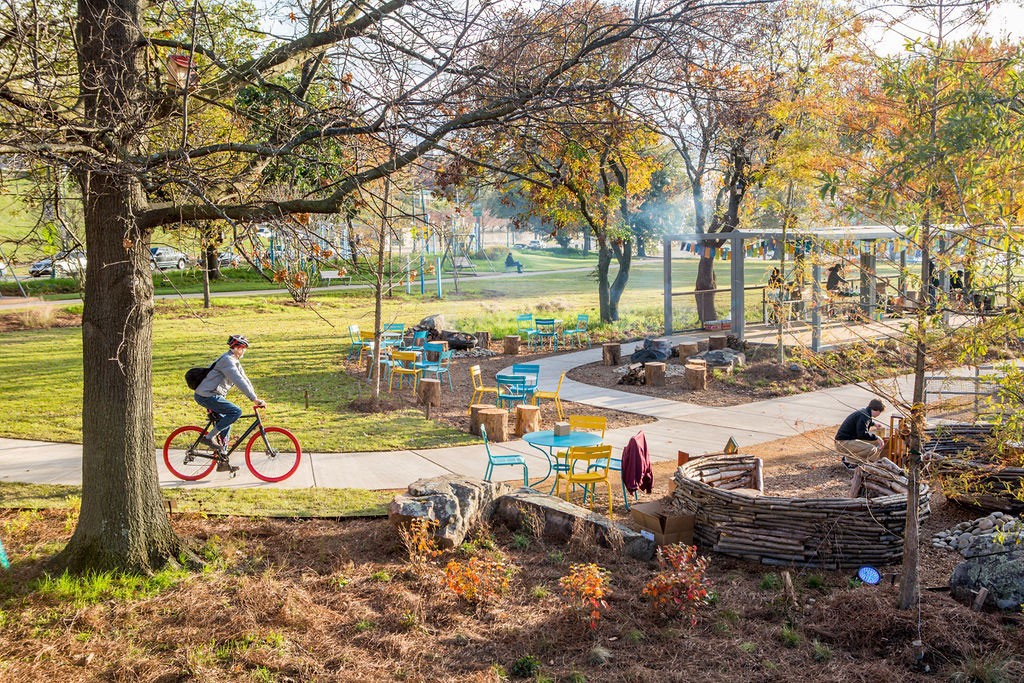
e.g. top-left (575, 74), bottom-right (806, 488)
top-left (0, 482), bottom-right (391, 517)
top-left (0, 253), bottom-right (899, 450)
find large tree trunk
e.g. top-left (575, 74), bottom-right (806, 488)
top-left (205, 245), bottom-right (222, 280)
top-left (56, 0), bottom-right (184, 573)
top-left (607, 241), bottom-right (632, 321)
top-left (57, 173), bottom-right (183, 572)
top-left (695, 252), bottom-right (717, 323)
top-left (597, 245), bottom-right (613, 321)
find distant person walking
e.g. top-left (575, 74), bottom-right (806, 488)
top-left (194, 335), bottom-right (266, 471)
top-left (835, 398), bottom-right (887, 468)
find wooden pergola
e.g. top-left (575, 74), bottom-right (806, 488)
top-left (661, 226), bottom-right (922, 352)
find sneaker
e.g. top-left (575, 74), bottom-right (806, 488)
top-left (842, 456), bottom-right (858, 471)
top-left (201, 434), bottom-right (221, 450)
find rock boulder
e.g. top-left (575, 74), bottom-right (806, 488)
top-left (389, 476), bottom-right (510, 548)
top-left (949, 539), bottom-right (1024, 611)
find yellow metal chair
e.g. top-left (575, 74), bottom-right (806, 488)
top-left (388, 350), bottom-right (421, 391)
top-left (556, 445), bottom-right (614, 516)
top-left (531, 371), bottom-right (566, 420)
top-left (468, 364), bottom-right (498, 413)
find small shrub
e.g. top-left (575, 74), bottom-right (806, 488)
top-left (624, 629), bottom-right (645, 643)
top-left (738, 641), bottom-right (757, 654)
top-left (641, 544), bottom-right (712, 626)
top-left (780, 624), bottom-right (801, 648)
top-left (512, 532), bottom-right (531, 550)
top-left (353, 619), bottom-right (375, 632)
top-left (949, 649), bottom-right (1023, 683)
top-left (566, 672), bottom-right (587, 683)
top-left (397, 518), bottom-right (441, 571)
top-left (530, 585), bottom-right (550, 599)
top-left (370, 570), bottom-right (392, 582)
top-left (805, 574), bottom-right (826, 590)
top-left (399, 612), bottom-right (419, 630)
top-left (509, 654), bottom-right (541, 678)
top-left (588, 645), bottom-right (612, 666)
top-left (332, 574), bottom-right (350, 588)
top-left (811, 639), bottom-right (831, 662)
top-left (444, 557), bottom-right (513, 604)
top-left (760, 573), bottom-right (782, 591)
top-left (559, 563), bottom-right (611, 629)
top-left (547, 550), bottom-right (564, 565)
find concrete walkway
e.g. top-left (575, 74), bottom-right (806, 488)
top-left (0, 336), bottom-right (931, 492)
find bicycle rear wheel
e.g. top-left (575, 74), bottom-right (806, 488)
top-left (245, 426), bottom-right (301, 482)
top-left (164, 426), bottom-right (217, 480)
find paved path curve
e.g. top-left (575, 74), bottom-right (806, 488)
top-left (0, 335), bottom-right (935, 491)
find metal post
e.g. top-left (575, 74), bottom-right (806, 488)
top-left (811, 242), bottom-right (822, 353)
top-left (730, 236), bottom-right (745, 341)
top-left (419, 255), bottom-right (425, 295)
top-left (939, 236), bottom-right (949, 326)
top-left (663, 237), bottom-right (673, 336)
top-left (436, 257), bottom-right (442, 298)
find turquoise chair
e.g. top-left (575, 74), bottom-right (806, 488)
top-left (423, 349), bottom-right (454, 390)
top-left (400, 330), bottom-right (428, 350)
top-left (531, 318), bottom-right (559, 350)
top-left (482, 425), bottom-right (529, 486)
top-left (511, 363), bottom-right (540, 391)
top-left (516, 314), bottom-right (537, 344)
top-left (414, 342), bottom-right (445, 372)
top-left (586, 456), bottom-right (638, 510)
top-left (562, 314), bottom-right (591, 348)
top-left (496, 373), bottom-right (530, 408)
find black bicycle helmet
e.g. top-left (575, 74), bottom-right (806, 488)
top-left (227, 334), bottom-right (250, 348)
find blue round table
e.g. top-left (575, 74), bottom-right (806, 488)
top-left (522, 429), bottom-right (603, 491)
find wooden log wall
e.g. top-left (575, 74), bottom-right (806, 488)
top-left (671, 455), bottom-right (931, 569)
top-left (920, 423), bottom-right (1023, 514)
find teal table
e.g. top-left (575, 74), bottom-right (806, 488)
top-left (522, 429), bottom-right (603, 491)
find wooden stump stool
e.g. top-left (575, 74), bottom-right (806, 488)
top-left (676, 341), bottom-right (699, 361)
top-left (503, 336), bottom-right (521, 355)
top-left (684, 363), bottom-right (707, 390)
top-left (479, 408), bottom-right (510, 442)
top-left (426, 341), bottom-right (448, 362)
top-left (418, 378), bottom-right (441, 407)
top-left (602, 342), bottom-right (621, 366)
top-left (475, 331), bottom-right (491, 349)
top-left (709, 334), bottom-right (728, 350)
top-left (469, 403), bottom-right (496, 436)
top-left (645, 362), bottom-right (666, 387)
top-left (514, 404), bottom-right (541, 437)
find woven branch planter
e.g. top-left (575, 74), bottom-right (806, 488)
top-left (672, 455), bottom-right (930, 569)
top-left (922, 423), bottom-right (1024, 514)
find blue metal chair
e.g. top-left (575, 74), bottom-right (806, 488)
top-left (587, 455), bottom-right (638, 510)
top-left (414, 342), bottom-right (445, 373)
top-left (382, 323), bottom-right (405, 349)
top-left (562, 314), bottom-right (591, 348)
top-left (516, 313), bottom-right (537, 345)
top-left (481, 424), bottom-right (529, 486)
top-left (531, 318), bottom-right (559, 350)
top-left (496, 373), bottom-right (530, 408)
top-left (423, 349), bottom-right (454, 390)
top-left (400, 329), bottom-right (428, 350)
top-left (511, 363), bottom-right (540, 391)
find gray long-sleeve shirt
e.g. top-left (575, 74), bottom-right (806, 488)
top-left (195, 351), bottom-right (259, 402)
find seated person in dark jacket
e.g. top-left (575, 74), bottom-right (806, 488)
top-left (835, 398), bottom-right (886, 466)
top-left (505, 252), bottom-right (523, 273)
top-left (826, 263), bottom-right (853, 296)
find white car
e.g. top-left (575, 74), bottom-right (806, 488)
top-left (528, 239), bottom-right (543, 249)
top-left (29, 250), bottom-right (87, 277)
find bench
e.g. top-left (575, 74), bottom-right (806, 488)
top-left (320, 269), bottom-right (352, 286)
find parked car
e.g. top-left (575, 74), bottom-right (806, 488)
top-left (150, 246), bottom-right (190, 271)
top-left (29, 250), bottom-right (87, 277)
top-left (528, 239), bottom-right (543, 249)
top-left (218, 251), bottom-right (240, 268)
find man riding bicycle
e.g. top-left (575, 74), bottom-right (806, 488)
top-left (194, 335), bottom-right (266, 471)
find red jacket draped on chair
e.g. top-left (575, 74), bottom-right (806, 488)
top-left (621, 431), bottom-right (653, 494)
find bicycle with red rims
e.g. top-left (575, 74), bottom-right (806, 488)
top-left (163, 405), bottom-right (301, 482)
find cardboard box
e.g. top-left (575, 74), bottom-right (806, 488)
top-left (630, 501), bottom-right (694, 546)
top-left (553, 421), bottom-right (570, 436)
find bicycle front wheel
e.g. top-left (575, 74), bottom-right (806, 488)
top-left (245, 426), bottom-right (302, 482)
top-left (164, 426), bottom-right (217, 480)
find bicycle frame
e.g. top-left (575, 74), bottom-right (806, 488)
top-left (187, 408), bottom-right (268, 461)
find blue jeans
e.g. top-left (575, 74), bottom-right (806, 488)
top-left (193, 393), bottom-right (242, 443)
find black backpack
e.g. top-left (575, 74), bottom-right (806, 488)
top-left (185, 361), bottom-right (216, 390)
